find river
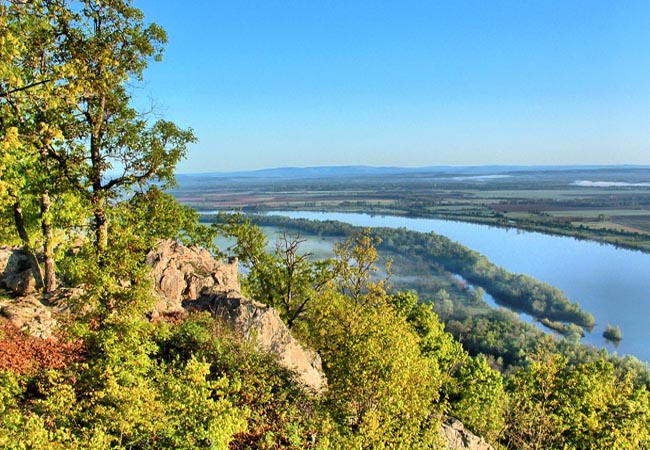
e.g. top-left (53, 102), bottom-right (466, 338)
top-left (268, 211), bottom-right (650, 363)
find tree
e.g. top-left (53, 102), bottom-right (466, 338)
top-left (333, 228), bottom-right (391, 306)
top-left (310, 290), bottom-right (444, 448)
top-left (449, 356), bottom-right (507, 444)
top-left (0, 0), bottom-right (77, 293)
top-left (2, 0), bottom-right (195, 256)
top-left (2, 0), bottom-right (196, 301)
top-left (505, 343), bottom-right (650, 450)
top-left (217, 213), bottom-right (333, 329)
top-left (44, 0), bottom-right (195, 255)
top-left (273, 231), bottom-right (332, 328)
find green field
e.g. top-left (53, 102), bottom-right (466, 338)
top-left (176, 166), bottom-right (650, 252)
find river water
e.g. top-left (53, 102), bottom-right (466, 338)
top-left (269, 211), bottom-right (650, 363)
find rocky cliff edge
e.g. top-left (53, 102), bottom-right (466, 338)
top-left (1, 242), bottom-right (493, 450)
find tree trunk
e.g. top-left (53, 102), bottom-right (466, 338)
top-left (93, 196), bottom-right (108, 255)
top-left (12, 199), bottom-right (44, 290)
top-left (40, 190), bottom-right (56, 292)
top-left (89, 104), bottom-right (108, 256)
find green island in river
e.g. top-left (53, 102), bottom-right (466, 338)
top-left (203, 211), bottom-right (650, 377)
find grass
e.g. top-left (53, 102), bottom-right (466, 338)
top-left (546, 209), bottom-right (650, 218)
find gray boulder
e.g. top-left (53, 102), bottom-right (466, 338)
top-left (0, 246), bottom-right (37, 296)
top-left (146, 239), bottom-right (239, 317)
top-left (441, 417), bottom-right (495, 450)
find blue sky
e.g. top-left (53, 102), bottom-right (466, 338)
top-left (133, 1), bottom-right (650, 173)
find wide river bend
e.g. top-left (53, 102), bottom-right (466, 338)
top-left (270, 211), bottom-right (650, 363)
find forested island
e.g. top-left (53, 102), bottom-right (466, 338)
top-left (206, 213), bottom-right (595, 330)
top-left (2, 1), bottom-right (650, 449)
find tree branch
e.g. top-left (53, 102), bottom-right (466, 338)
top-left (0, 79), bottom-right (52, 98)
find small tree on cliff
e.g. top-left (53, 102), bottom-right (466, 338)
top-left (218, 213), bottom-right (332, 329)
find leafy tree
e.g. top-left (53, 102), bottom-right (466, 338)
top-left (0, 0), bottom-right (80, 292)
top-left (2, 0), bottom-right (201, 309)
top-left (272, 232), bottom-right (332, 328)
top-left (46, 0), bottom-right (195, 254)
top-left (389, 291), bottom-right (508, 445)
top-left (218, 213), bottom-right (333, 329)
top-left (448, 356), bottom-right (507, 444)
top-left (309, 290), bottom-right (444, 448)
top-left (389, 291), bottom-right (464, 373)
top-left (332, 228), bottom-right (391, 306)
top-left (505, 343), bottom-right (650, 450)
top-left (2, 0), bottom-right (195, 264)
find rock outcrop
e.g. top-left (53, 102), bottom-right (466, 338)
top-left (0, 294), bottom-right (57, 339)
top-left (195, 290), bottom-right (326, 394)
top-left (147, 239), bottom-right (327, 393)
top-left (0, 247), bottom-right (82, 338)
top-left (441, 418), bottom-right (494, 450)
top-left (146, 240), bottom-right (239, 317)
top-left (1, 241), bottom-right (326, 393)
top-left (0, 246), bottom-right (37, 296)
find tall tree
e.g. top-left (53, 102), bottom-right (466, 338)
top-left (44, 0), bottom-right (195, 255)
top-left (2, 0), bottom-right (196, 298)
top-left (0, 0), bottom-right (73, 292)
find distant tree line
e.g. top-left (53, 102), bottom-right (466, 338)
top-left (209, 213), bottom-right (595, 330)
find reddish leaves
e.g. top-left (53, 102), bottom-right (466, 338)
top-left (0, 320), bottom-right (84, 375)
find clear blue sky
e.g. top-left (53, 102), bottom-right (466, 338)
top-left (133, 0), bottom-right (650, 173)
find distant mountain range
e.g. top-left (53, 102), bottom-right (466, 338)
top-left (177, 164), bottom-right (650, 180)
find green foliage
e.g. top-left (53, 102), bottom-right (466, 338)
top-left (333, 227), bottom-right (391, 305)
top-left (59, 237), bottom-right (154, 319)
top-left (118, 187), bottom-right (219, 253)
top-left (0, 0), bottom-right (90, 292)
top-left (388, 291), bottom-right (508, 443)
top-left (449, 356), bottom-right (507, 444)
top-left (1, 0), bottom-right (197, 283)
top-left (217, 213), bottom-right (334, 329)
top-left (390, 291), bottom-right (464, 370)
top-left (243, 214), bottom-right (596, 329)
top-left (0, 314), bottom-right (251, 449)
top-left (603, 323), bottom-right (623, 341)
top-left (504, 344), bottom-right (650, 450)
top-left (154, 313), bottom-right (327, 449)
top-left (310, 290), bottom-right (444, 448)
